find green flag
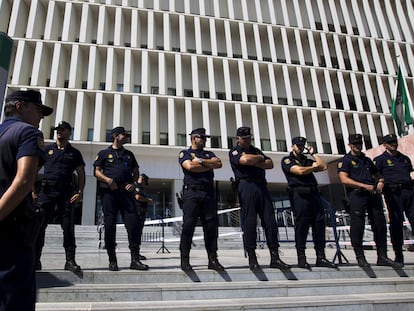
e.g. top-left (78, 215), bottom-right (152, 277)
top-left (391, 66), bottom-right (412, 136)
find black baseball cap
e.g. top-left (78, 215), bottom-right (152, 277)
top-left (140, 173), bottom-right (149, 185)
top-left (236, 126), bottom-right (251, 138)
top-left (110, 126), bottom-right (130, 137)
top-left (348, 134), bottom-right (363, 144)
top-left (6, 90), bottom-right (53, 116)
top-left (54, 121), bottom-right (72, 131)
top-left (382, 134), bottom-right (398, 144)
top-left (292, 136), bottom-right (306, 145)
top-left (189, 128), bottom-right (210, 138)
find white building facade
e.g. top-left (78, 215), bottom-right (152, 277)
top-left (1, 0), bottom-right (413, 224)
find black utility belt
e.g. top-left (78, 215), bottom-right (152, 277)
top-left (183, 184), bottom-right (214, 191)
top-left (41, 180), bottom-right (72, 188)
top-left (385, 183), bottom-right (413, 191)
top-left (288, 186), bottom-right (318, 194)
top-left (238, 178), bottom-right (266, 184)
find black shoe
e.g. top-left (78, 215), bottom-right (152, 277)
top-left (208, 258), bottom-right (225, 271)
top-left (181, 261), bottom-right (193, 271)
top-left (109, 260), bottom-right (119, 271)
top-left (316, 258), bottom-right (337, 269)
top-left (356, 256), bottom-right (370, 268)
top-left (298, 258), bottom-right (311, 269)
top-left (270, 258), bottom-right (291, 270)
top-left (377, 256), bottom-right (398, 267)
top-left (130, 259), bottom-right (149, 270)
top-left (64, 259), bottom-right (81, 273)
top-left (395, 253), bottom-right (404, 267)
top-left (248, 253), bottom-right (261, 271)
top-left (138, 254), bottom-right (147, 260)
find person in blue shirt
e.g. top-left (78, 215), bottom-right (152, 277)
top-left (94, 126), bottom-right (148, 271)
top-left (281, 136), bottom-right (336, 269)
top-left (337, 134), bottom-right (398, 268)
top-left (34, 121), bottom-right (85, 273)
top-left (178, 128), bottom-right (224, 271)
top-left (0, 89), bottom-right (52, 311)
top-left (229, 126), bottom-right (290, 271)
top-left (374, 134), bottom-right (414, 266)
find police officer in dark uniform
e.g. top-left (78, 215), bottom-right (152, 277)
top-left (229, 126), bottom-right (290, 271)
top-left (281, 136), bottom-right (337, 269)
top-left (178, 128), bottom-right (224, 271)
top-left (94, 126), bottom-right (148, 271)
top-left (0, 90), bottom-right (52, 311)
top-left (337, 134), bottom-right (398, 267)
top-left (133, 173), bottom-right (153, 260)
top-left (34, 121), bottom-right (85, 272)
top-left (374, 133), bottom-right (414, 266)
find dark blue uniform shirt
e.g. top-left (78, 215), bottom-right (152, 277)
top-left (93, 146), bottom-right (138, 184)
top-left (0, 117), bottom-right (46, 190)
top-left (374, 151), bottom-right (413, 184)
top-left (228, 144), bottom-right (268, 180)
top-left (43, 142), bottom-right (85, 183)
top-left (281, 152), bottom-right (318, 187)
top-left (337, 152), bottom-right (377, 185)
top-left (178, 147), bottom-right (215, 185)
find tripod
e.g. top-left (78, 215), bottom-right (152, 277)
top-left (157, 188), bottom-right (170, 253)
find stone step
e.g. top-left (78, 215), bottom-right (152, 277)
top-left (36, 292), bottom-right (414, 311)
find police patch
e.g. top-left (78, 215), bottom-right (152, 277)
top-left (95, 155), bottom-right (99, 161)
top-left (48, 149), bottom-right (53, 155)
top-left (108, 154), bottom-right (113, 159)
top-left (179, 152), bottom-right (184, 158)
top-left (232, 150), bottom-right (238, 156)
top-left (284, 158), bottom-right (291, 164)
top-left (337, 162), bottom-right (343, 169)
top-left (191, 153), bottom-right (195, 158)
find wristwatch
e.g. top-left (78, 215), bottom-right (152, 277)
top-left (198, 158), bottom-right (204, 165)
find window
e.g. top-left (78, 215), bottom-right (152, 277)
top-left (64, 80), bottom-right (69, 88)
top-left (228, 137), bottom-right (237, 149)
top-left (210, 136), bottom-right (221, 148)
top-left (184, 89), bottom-right (193, 97)
top-left (261, 139), bottom-right (271, 151)
top-left (82, 81), bottom-right (87, 89)
top-left (322, 142), bottom-right (332, 154)
top-left (218, 52), bottom-right (227, 57)
top-left (87, 128), bottom-right (93, 141)
top-left (142, 131), bottom-right (150, 144)
top-left (134, 85), bottom-right (141, 93)
top-left (276, 139), bottom-right (287, 152)
top-left (263, 96), bottom-right (272, 104)
top-left (232, 93), bottom-right (242, 101)
top-left (168, 88), bottom-right (176, 96)
top-left (216, 92), bottom-right (226, 100)
top-left (247, 95), bottom-right (257, 102)
top-left (293, 99), bottom-right (302, 106)
top-left (151, 86), bottom-right (159, 94)
top-left (200, 90), bottom-right (210, 98)
top-left (278, 97), bottom-right (287, 105)
top-left (322, 101), bottom-right (330, 108)
top-left (160, 132), bottom-right (168, 145)
top-left (176, 133), bottom-right (186, 146)
top-left (117, 83), bottom-right (124, 92)
top-left (99, 82), bottom-right (106, 90)
top-left (308, 100), bottom-right (316, 107)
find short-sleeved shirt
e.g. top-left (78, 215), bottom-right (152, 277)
top-left (43, 142), bottom-right (85, 183)
top-left (94, 145), bottom-right (139, 184)
top-left (228, 144), bottom-right (269, 180)
top-left (281, 152), bottom-right (318, 187)
top-left (374, 151), bottom-right (413, 184)
top-left (178, 147), bottom-right (216, 185)
top-left (337, 152), bottom-right (377, 185)
top-left (0, 117), bottom-right (46, 188)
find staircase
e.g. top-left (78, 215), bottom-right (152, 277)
top-left (35, 225), bottom-right (414, 310)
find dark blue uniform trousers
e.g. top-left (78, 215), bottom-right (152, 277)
top-left (100, 189), bottom-right (141, 252)
top-left (237, 181), bottom-right (280, 250)
top-left (291, 191), bottom-right (326, 251)
top-left (180, 188), bottom-right (218, 252)
top-left (383, 189), bottom-right (414, 251)
top-left (348, 190), bottom-right (387, 249)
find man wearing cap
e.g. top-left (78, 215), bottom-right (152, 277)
top-left (133, 173), bottom-right (153, 260)
top-left (94, 126), bottom-right (148, 271)
top-left (178, 128), bottom-right (224, 271)
top-left (34, 121), bottom-right (85, 273)
top-left (0, 89), bottom-right (52, 310)
top-left (374, 134), bottom-right (414, 266)
top-left (229, 126), bottom-right (290, 271)
top-left (337, 134), bottom-right (398, 267)
top-left (281, 137), bottom-right (337, 269)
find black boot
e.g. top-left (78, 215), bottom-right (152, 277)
top-left (107, 248), bottom-right (119, 271)
top-left (377, 247), bottom-right (399, 267)
top-left (208, 251), bottom-right (224, 271)
top-left (297, 249), bottom-right (311, 269)
top-left (395, 248), bottom-right (404, 267)
top-left (269, 248), bottom-right (290, 269)
top-left (354, 247), bottom-right (370, 267)
top-left (180, 249), bottom-right (192, 271)
top-left (130, 247), bottom-right (149, 270)
top-left (315, 249), bottom-right (337, 269)
top-left (247, 249), bottom-right (261, 271)
top-left (64, 247), bottom-right (81, 273)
